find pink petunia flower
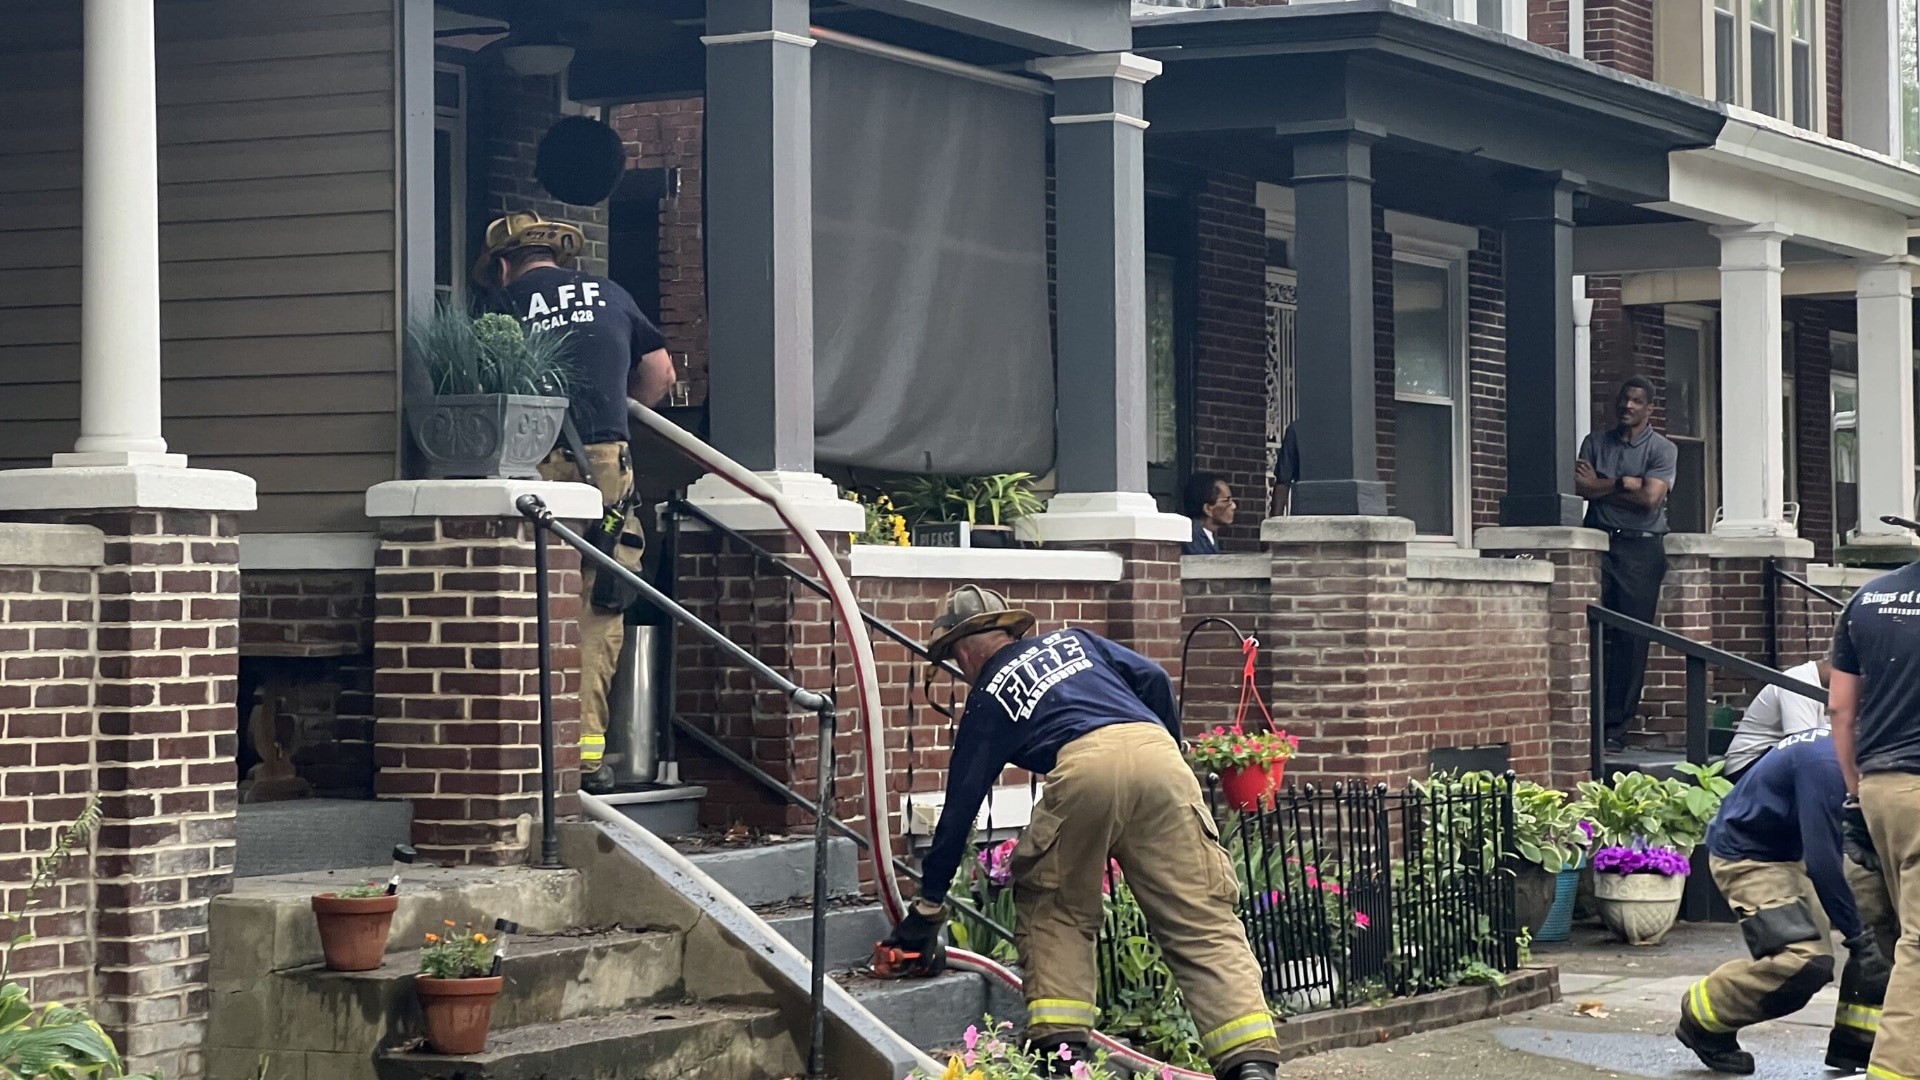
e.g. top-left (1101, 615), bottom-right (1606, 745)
top-left (1058, 1043), bottom-right (1075, 1061)
top-left (964, 1026), bottom-right (979, 1052)
top-left (1355, 911), bottom-right (1371, 929)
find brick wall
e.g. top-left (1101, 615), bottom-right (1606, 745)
top-left (371, 518), bottom-right (582, 865)
top-left (1531, 0), bottom-right (1571, 50)
top-left (1191, 172), bottom-right (1271, 545)
top-left (1636, 550), bottom-right (1712, 746)
top-left (1402, 576), bottom-right (1554, 780)
top-left (1480, 538), bottom-right (1605, 791)
top-left (1586, 277), bottom-right (1669, 433)
top-left (608, 97), bottom-right (709, 404)
top-left (1373, 211), bottom-right (1397, 504)
top-left (1585, 0), bottom-right (1655, 78)
top-left (238, 571), bottom-right (375, 797)
top-left (1181, 566), bottom-right (1273, 739)
top-left (1469, 230), bottom-right (1508, 531)
top-left (479, 64), bottom-right (609, 274)
top-left (0, 536), bottom-right (99, 1014)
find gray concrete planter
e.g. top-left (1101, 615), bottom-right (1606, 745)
top-left (415, 394), bottom-right (567, 479)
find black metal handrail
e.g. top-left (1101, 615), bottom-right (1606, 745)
top-left (1762, 557), bottom-right (1844, 668)
top-left (518, 494), bottom-right (839, 1080)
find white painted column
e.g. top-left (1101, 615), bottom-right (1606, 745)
top-left (1710, 224), bottom-right (1793, 538)
top-left (1852, 258), bottom-right (1917, 540)
top-left (59, 0), bottom-right (180, 468)
top-left (1572, 274), bottom-right (1593, 463)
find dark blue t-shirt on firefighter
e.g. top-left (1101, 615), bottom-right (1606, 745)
top-left (1706, 727), bottom-right (1860, 939)
top-left (919, 628), bottom-right (1179, 905)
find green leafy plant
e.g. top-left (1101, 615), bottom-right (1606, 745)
top-left (325, 882), bottom-right (385, 901)
top-left (1186, 727), bottom-right (1299, 773)
top-left (1573, 763), bottom-right (1731, 852)
top-left (0, 798), bottom-right (162, 1080)
top-left (843, 491), bottom-right (910, 547)
top-left (911, 1016), bottom-right (1125, 1080)
top-left (889, 473), bottom-right (1045, 528)
top-left (418, 921), bottom-right (492, 980)
top-left (1097, 882), bottom-right (1206, 1070)
top-left (1508, 780), bottom-right (1592, 872)
top-left (409, 305), bottom-right (573, 398)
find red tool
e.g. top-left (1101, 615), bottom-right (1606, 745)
top-left (868, 942), bottom-right (936, 979)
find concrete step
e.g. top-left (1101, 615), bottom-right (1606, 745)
top-left (760, 903), bottom-right (892, 970)
top-left (214, 930), bottom-right (684, 1070)
top-left (235, 798), bottom-right (412, 878)
top-left (595, 784), bottom-right (706, 838)
top-left (374, 1004), bottom-right (801, 1080)
top-left (842, 969), bottom-right (1000, 1053)
top-left (680, 836), bottom-right (861, 907)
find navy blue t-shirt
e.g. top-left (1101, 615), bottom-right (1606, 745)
top-left (504, 266), bottom-right (668, 445)
top-left (919, 628), bottom-right (1178, 903)
top-left (1830, 560), bottom-right (1920, 777)
top-left (1706, 728), bottom-right (1860, 939)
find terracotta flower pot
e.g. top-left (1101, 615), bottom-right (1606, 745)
top-left (416, 975), bottom-right (505, 1054)
top-left (310, 893), bottom-right (398, 972)
top-left (1219, 760), bottom-right (1286, 813)
top-left (1593, 871), bottom-right (1685, 946)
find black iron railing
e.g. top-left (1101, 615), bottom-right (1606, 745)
top-left (1762, 558), bottom-right (1845, 669)
top-left (518, 494), bottom-right (839, 1080)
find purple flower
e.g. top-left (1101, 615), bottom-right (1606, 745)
top-left (1591, 843), bottom-right (1690, 877)
top-left (1577, 820), bottom-right (1596, 838)
top-left (978, 839), bottom-right (1017, 886)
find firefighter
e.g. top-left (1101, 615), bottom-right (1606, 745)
top-left (475, 212), bottom-right (676, 791)
top-left (1829, 854), bottom-right (1899, 1070)
top-left (881, 586), bottom-right (1281, 1080)
top-left (1675, 728), bottom-right (1891, 1074)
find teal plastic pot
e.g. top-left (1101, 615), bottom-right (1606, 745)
top-left (1537, 867), bottom-right (1582, 942)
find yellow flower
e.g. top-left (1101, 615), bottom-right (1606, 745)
top-left (474, 933), bottom-right (488, 945)
top-left (424, 933), bottom-right (440, 944)
top-left (940, 1056), bottom-right (966, 1080)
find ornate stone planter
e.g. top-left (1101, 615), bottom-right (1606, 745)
top-left (414, 394), bottom-right (567, 479)
top-left (1593, 871), bottom-right (1686, 945)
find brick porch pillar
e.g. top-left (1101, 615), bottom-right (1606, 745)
top-left (366, 481), bottom-right (596, 866)
top-left (1697, 536), bottom-right (1818, 701)
top-left (1477, 526), bottom-right (1608, 789)
top-left (0, 469), bottom-right (255, 1080)
top-left (1261, 516), bottom-right (1413, 786)
top-left (1082, 540), bottom-right (1184, 676)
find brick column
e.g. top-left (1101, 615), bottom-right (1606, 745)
top-left (1261, 517), bottom-right (1413, 786)
top-left (1477, 526), bottom-right (1608, 789)
top-left (366, 482), bottom-right (595, 866)
top-left (1699, 537), bottom-right (1817, 700)
top-left (1085, 540), bottom-right (1184, 675)
top-left (1180, 554), bottom-right (1272, 740)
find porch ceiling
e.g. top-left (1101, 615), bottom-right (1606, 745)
top-left (1134, 0), bottom-right (1726, 213)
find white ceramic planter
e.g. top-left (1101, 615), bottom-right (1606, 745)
top-left (1593, 871), bottom-right (1686, 945)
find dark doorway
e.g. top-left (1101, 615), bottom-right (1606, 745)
top-left (607, 166), bottom-right (677, 324)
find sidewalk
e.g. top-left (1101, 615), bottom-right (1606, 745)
top-left (1270, 921), bottom-right (1844, 1080)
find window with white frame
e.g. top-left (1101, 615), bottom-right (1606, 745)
top-left (1388, 0), bottom-right (1529, 36)
top-left (434, 63), bottom-right (467, 308)
top-left (1902, 0), bottom-right (1920, 165)
top-left (1703, 0), bottom-right (1824, 129)
top-left (1386, 213), bottom-right (1473, 542)
top-left (1664, 309), bottom-right (1717, 533)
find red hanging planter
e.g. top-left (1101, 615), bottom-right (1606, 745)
top-left (1218, 758), bottom-right (1288, 813)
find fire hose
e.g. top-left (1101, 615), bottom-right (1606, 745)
top-left (630, 402), bottom-right (1217, 1079)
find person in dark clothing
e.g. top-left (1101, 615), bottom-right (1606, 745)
top-left (1577, 376), bottom-right (1678, 752)
top-left (881, 586), bottom-right (1280, 1080)
top-left (1677, 729), bottom-right (1890, 1074)
top-left (1271, 422), bottom-right (1300, 516)
top-left (475, 211), bottom-right (676, 791)
top-left (1182, 472), bottom-right (1234, 555)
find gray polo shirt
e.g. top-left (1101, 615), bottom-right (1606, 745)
top-left (1579, 426), bottom-right (1678, 533)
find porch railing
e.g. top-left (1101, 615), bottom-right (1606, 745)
top-left (1761, 557), bottom-right (1844, 669)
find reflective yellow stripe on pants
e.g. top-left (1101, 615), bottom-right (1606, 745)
top-left (1688, 979), bottom-right (1735, 1034)
top-left (1201, 1012), bottom-right (1279, 1060)
top-left (1868, 1067), bottom-right (1919, 1080)
top-left (580, 732), bottom-right (606, 765)
top-left (1838, 1002), bottom-right (1884, 1033)
top-left (1027, 998), bottom-right (1098, 1031)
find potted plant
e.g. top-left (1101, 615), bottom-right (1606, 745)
top-left (1589, 843), bottom-right (1691, 945)
top-left (310, 880), bottom-right (397, 972)
top-left (408, 306), bottom-right (573, 480)
top-left (415, 920), bottom-right (503, 1054)
top-left (1507, 781), bottom-right (1593, 940)
top-left (1187, 726), bottom-right (1299, 812)
top-left (890, 472), bottom-right (1046, 549)
top-left (1574, 762), bottom-right (1731, 854)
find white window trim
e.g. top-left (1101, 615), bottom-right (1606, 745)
top-left (1665, 305), bottom-right (1720, 533)
top-left (1830, 343), bottom-right (1860, 550)
top-left (1662, 0), bottom-right (1826, 131)
top-left (435, 62), bottom-right (467, 309)
top-left (1379, 0), bottom-right (1527, 36)
top-left (1387, 212), bottom-right (1475, 546)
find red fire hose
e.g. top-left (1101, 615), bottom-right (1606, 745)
top-left (631, 404), bottom-right (1217, 1079)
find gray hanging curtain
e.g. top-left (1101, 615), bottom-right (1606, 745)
top-left (810, 42), bottom-right (1055, 475)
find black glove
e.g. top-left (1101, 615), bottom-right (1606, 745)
top-left (882, 900), bottom-right (949, 974)
top-left (1844, 799), bottom-right (1882, 873)
top-left (1844, 929), bottom-right (1894, 994)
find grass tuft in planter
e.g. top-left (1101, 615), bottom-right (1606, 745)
top-left (407, 307), bottom-right (575, 479)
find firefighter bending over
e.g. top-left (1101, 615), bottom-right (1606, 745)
top-left (881, 586), bottom-right (1281, 1080)
top-left (1676, 728), bottom-right (1890, 1073)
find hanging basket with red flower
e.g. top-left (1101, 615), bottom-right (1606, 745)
top-left (1186, 727), bottom-right (1299, 812)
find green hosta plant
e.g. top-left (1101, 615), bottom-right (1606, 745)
top-left (0, 798), bottom-right (162, 1080)
top-left (1574, 762), bottom-right (1732, 852)
top-left (1509, 780), bottom-right (1593, 873)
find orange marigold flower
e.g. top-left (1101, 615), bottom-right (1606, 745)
top-left (443, 919), bottom-right (457, 928)
top-left (424, 933), bottom-right (440, 944)
top-left (473, 933), bottom-right (488, 944)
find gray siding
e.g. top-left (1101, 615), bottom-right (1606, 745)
top-left (0, 0), bottom-right (400, 533)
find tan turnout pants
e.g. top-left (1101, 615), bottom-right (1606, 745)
top-left (537, 442), bottom-right (640, 767)
top-left (1859, 771), bottom-right (1920, 1080)
top-left (1012, 722), bottom-right (1280, 1069)
top-left (1681, 857), bottom-right (1834, 1033)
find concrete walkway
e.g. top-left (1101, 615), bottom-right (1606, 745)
top-left (1272, 922), bottom-right (1849, 1080)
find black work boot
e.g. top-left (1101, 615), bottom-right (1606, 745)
top-left (1676, 1015), bottom-right (1755, 1075)
top-left (581, 763), bottom-right (617, 795)
top-left (1218, 1061), bottom-right (1280, 1080)
top-left (1825, 1025), bottom-right (1875, 1073)
top-left (1037, 1040), bottom-right (1091, 1078)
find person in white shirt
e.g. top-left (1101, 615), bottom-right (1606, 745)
top-left (1723, 659), bottom-right (1830, 780)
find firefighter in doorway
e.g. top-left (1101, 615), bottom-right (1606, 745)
top-left (475, 212), bottom-right (676, 791)
top-left (881, 586), bottom-right (1281, 1080)
top-left (1675, 728), bottom-right (1890, 1074)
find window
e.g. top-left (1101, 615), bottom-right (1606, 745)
top-left (1694, 0), bottom-right (1823, 130)
top-left (1144, 191), bottom-right (1194, 511)
top-left (1903, 0), bottom-right (1920, 165)
top-left (1391, 256), bottom-right (1466, 539)
top-left (1664, 310), bottom-right (1716, 533)
top-left (434, 64), bottom-right (467, 308)
top-left (1146, 254), bottom-right (1179, 482)
top-left (1831, 356), bottom-right (1860, 549)
top-left (1399, 0), bottom-right (1526, 36)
